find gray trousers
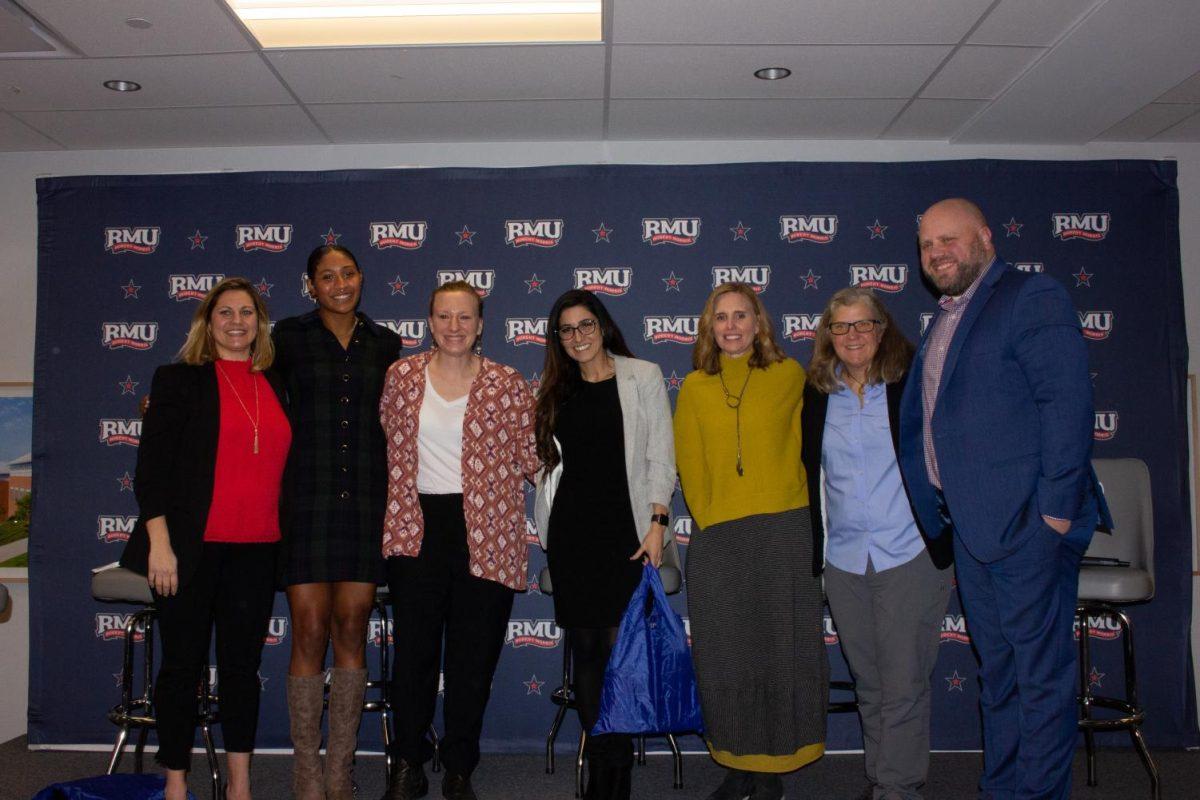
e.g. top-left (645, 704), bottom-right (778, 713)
top-left (825, 550), bottom-right (952, 800)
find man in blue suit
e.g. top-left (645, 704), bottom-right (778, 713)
top-left (898, 198), bottom-right (1111, 800)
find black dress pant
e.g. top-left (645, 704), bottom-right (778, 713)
top-left (152, 542), bottom-right (277, 770)
top-left (571, 627), bottom-right (633, 799)
top-left (386, 493), bottom-right (516, 776)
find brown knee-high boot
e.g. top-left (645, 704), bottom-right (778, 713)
top-left (288, 673), bottom-right (327, 800)
top-left (325, 667), bottom-right (368, 800)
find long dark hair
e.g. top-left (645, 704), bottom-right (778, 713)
top-left (535, 290), bottom-right (634, 470)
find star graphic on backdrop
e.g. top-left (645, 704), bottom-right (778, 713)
top-left (729, 221), bottom-right (751, 241)
top-left (665, 371), bottom-right (685, 392)
top-left (1089, 666), bottom-right (1106, 688)
top-left (118, 375), bottom-right (139, 396)
top-left (254, 277), bottom-right (274, 298)
top-left (321, 228), bottom-right (342, 246)
top-left (1089, 371), bottom-right (1099, 386)
top-left (866, 219), bottom-right (888, 239)
top-left (1003, 217), bottom-right (1023, 237)
top-left (662, 271), bottom-right (684, 292)
top-left (527, 372), bottom-right (542, 394)
top-left (121, 279), bottom-right (142, 300)
top-left (800, 269), bottom-right (822, 290)
top-left (1072, 267), bottom-right (1093, 287)
top-left (525, 273), bottom-right (546, 294)
top-left (117, 472), bottom-right (135, 492)
top-left (187, 229), bottom-right (208, 250)
top-left (113, 670), bottom-right (124, 688)
top-left (456, 225), bottom-right (476, 246)
top-left (388, 275), bottom-right (409, 296)
top-left (945, 670), bottom-right (966, 692)
top-left (592, 222), bottom-right (613, 243)
top-left (257, 671), bottom-right (269, 691)
top-left (524, 675), bottom-right (546, 695)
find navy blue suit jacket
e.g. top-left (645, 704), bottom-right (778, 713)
top-left (898, 258), bottom-right (1112, 563)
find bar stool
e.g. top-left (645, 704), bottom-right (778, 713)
top-left (91, 565), bottom-right (223, 800)
top-left (542, 540), bottom-right (686, 797)
top-left (1077, 459), bottom-right (1160, 800)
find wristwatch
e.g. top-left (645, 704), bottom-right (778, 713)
top-left (650, 513), bottom-right (670, 527)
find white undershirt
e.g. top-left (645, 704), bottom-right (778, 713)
top-left (416, 372), bottom-right (467, 494)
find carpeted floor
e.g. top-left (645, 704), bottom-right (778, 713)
top-left (1, 736), bottom-right (1194, 800)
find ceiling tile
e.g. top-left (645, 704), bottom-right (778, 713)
top-left (612, 0), bottom-right (995, 44)
top-left (266, 45), bottom-right (605, 104)
top-left (969, 0), bottom-right (1100, 46)
top-left (921, 45), bottom-right (1043, 99)
top-left (607, 98), bottom-right (906, 139)
top-left (1157, 70), bottom-right (1200, 103)
top-left (310, 100), bottom-right (604, 143)
top-left (13, 105), bottom-right (325, 149)
top-left (20, 0), bottom-right (254, 56)
top-left (883, 98), bottom-right (988, 139)
top-left (1095, 102), bottom-right (1200, 141)
top-left (1149, 108), bottom-right (1200, 141)
top-left (0, 111), bottom-right (60, 150)
top-left (611, 45), bottom-right (951, 99)
top-left (0, 53), bottom-right (292, 111)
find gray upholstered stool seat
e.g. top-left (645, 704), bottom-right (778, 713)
top-left (91, 565), bottom-right (153, 604)
top-left (1077, 566), bottom-right (1154, 601)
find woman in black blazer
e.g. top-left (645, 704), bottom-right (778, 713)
top-left (120, 277), bottom-right (291, 800)
top-left (800, 287), bottom-right (952, 800)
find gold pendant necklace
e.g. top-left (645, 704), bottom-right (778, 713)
top-left (717, 367), bottom-right (752, 476)
top-left (216, 362), bottom-right (261, 454)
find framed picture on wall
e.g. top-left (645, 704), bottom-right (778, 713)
top-left (0, 382), bottom-right (32, 580)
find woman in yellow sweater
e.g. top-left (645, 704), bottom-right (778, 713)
top-left (674, 282), bottom-right (828, 800)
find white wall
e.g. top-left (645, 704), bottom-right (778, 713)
top-left (0, 137), bottom-right (1195, 741)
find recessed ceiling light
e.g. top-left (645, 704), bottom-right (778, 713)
top-left (103, 80), bottom-right (142, 92)
top-left (225, 1), bottom-right (602, 47)
top-left (754, 67), bottom-right (791, 80)
top-left (125, 17), bottom-right (153, 29)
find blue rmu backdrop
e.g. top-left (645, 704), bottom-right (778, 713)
top-left (30, 160), bottom-right (1196, 752)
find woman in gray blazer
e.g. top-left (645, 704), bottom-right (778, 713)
top-left (533, 289), bottom-right (676, 800)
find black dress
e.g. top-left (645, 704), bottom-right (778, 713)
top-left (546, 377), bottom-right (643, 629)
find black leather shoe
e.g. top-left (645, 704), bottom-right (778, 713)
top-left (705, 769), bottom-right (753, 800)
top-left (380, 758), bottom-right (429, 800)
top-left (441, 773), bottom-right (478, 800)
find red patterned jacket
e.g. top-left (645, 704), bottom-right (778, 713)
top-left (379, 350), bottom-right (540, 590)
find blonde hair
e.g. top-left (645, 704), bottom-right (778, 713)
top-left (177, 277), bottom-right (275, 371)
top-left (806, 286), bottom-right (913, 394)
top-left (692, 283), bottom-right (786, 374)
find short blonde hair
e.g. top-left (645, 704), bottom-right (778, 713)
top-left (177, 277), bottom-right (274, 371)
top-left (692, 283), bottom-right (786, 375)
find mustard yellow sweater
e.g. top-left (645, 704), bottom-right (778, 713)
top-left (673, 353), bottom-right (809, 531)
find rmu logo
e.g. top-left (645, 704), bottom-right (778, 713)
top-left (505, 219), bottom-right (563, 248)
top-left (102, 322), bottom-right (158, 350)
top-left (823, 615), bottom-right (839, 645)
top-left (641, 218), bottom-right (700, 246)
top-left (95, 612), bottom-right (147, 642)
top-left (377, 319), bottom-right (427, 348)
top-left (1094, 412), bottom-right (1118, 442)
top-left (1014, 262), bottom-right (1045, 273)
top-left (1052, 212), bottom-right (1110, 241)
top-left (436, 269), bottom-right (494, 297)
top-left (643, 316), bottom-right (699, 345)
top-left (370, 221), bottom-right (427, 250)
top-left (782, 313), bottom-right (821, 342)
top-left (849, 264), bottom-right (908, 293)
top-left (941, 614), bottom-right (970, 644)
top-left (263, 617), bottom-right (289, 646)
top-left (1078, 311), bottom-right (1113, 341)
top-left (712, 266), bottom-right (770, 292)
top-left (505, 318), bottom-right (549, 347)
top-left (100, 419), bottom-right (142, 447)
top-left (779, 215), bottom-right (838, 244)
top-left (368, 618), bottom-right (394, 647)
top-left (97, 515), bottom-right (137, 544)
top-left (105, 227), bottom-right (161, 255)
top-left (919, 313), bottom-right (935, 335)
top-left (169, 274), bottom-right (224, 302)
top-left (236, 224), bottom-right (293, 252)
top-left (574, 267), bottom-right (632, 296)
top-left (506, 619), bottom-right (561, 648)
top-left (672, 516), bottom-right (693, 546)
top-left (1075, 612), bottom-right (1122, 640)
top-left (524, 516), bottom-right (541, 546)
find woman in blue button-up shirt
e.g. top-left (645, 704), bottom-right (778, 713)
top-left (800, 287), bottom-right (954, 800)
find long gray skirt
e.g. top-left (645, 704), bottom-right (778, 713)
top-left (685, 508), bottom-right (829, 770)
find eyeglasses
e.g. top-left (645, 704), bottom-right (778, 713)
top-left (556, 318), bottom-right (599, 340)
top-left (828, 319), bottom-right (882, 335)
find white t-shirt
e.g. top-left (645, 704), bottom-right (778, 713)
top-left (416, 373), bottom-right (467, 494)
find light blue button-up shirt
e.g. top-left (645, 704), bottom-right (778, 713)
top-left (822, 379), bottom-right (926, 575)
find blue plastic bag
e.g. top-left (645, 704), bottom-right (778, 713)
top-left (592, 563), bottom-right (704, 735)
top-left (32, 773), bottom-right (196, 800)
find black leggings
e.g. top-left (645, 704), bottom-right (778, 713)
top-left (571, 626), bottom-right (633, 767)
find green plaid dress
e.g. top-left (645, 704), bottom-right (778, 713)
top-left (273, 311), bottom-right (402, 585)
